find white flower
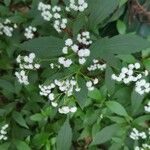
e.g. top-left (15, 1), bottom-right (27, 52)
top-left (86, 81), bottom-right (92, 88)
top-left (48, 93), bottom-right (55, 101)
top-left (65, 39), bottom-right (73, 46)
top-left (15, 70), bottom-right (29, 85)
top-left (79, 57), bottom-right (86, 64)
top-left (144, 101), bottom-right (150, 113)
top-left (51, 102), bottom-right (58, 107)
top-left (59, 106), bottom-right (70, 114)
top-left (77, 31), bottom-right (92, 45)
top-left (88, 59), bottom-right (106, 71)
top-left (69, 0), bottom-right (88, 12)
top-left (24, 26), bottom-right (37, 39)
top-left (0, 124), bottom-right (8, 141)
top-left (70, 106), bottom-right (77, 113)
top-left (16, 53), bottom-right (40, 71)
top-left (62, 46), bottom-right (68, 54)
top-left (135, 79), bottom-right (150, 95)
top-left (58, 57), bottom-right (72, 68)
top-left (71, 44), bottom-right (79, 53)
top-left (93, 78), bottom-right (98, 85)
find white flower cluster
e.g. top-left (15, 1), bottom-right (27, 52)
top-left (0, 19), bottom-right (17, 37)
top-left (132, 128), bottom-right (150, 150)
top-left (58, 106), bottom-right (77, 114)
top-left (144, 101), bottom-right (150, 113)
top-left (15, 53), bottom-right (40, 85)
top-left (24, 26), bottom-right (37, 39)
top-left (61, 32), bottom-right (92, 66)
top-left (16, 53), bottom-right (40, 70)
top-left (39, 77), bottom-right (80, 112)
top-left (87, 59), bottom-right (106, 71)
top-left (86, 78), bottom-right (99, 91)
top-left (77, 31), bottom-right (92, 45)
top-left (0, 124), bottom-right (8, 141)
top-left (53, 18), bottom-right (67, 33)
top-left (62, 38), bottom-right (78, 54)
top-left (54, 78), bottom-right (81, 96)
top-left (135, 79), bottom-right (150, 95)
top-left (112, 63), bottom-right (142, 83)
top-left (112, 63), bottom-right (150, 95)
top-left (39, 83), bottom-right (58, 107)
top-left (50, 63), bottom-right (60, 69)
top-left (69, 0), bottom-right (88, 12)
top-left (38, 2), bottom-right (52, 21)
top-left (38, 2), bottom-right (67, 33)
top-left (15, 70), bottom-right (29, 85)
top-left (58, 57), bottom-right (72, 68)
top-left (130, 128), bottom-right (148, 141)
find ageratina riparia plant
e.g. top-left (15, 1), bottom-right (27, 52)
top-left (0, 0), bottom-right (150, 149)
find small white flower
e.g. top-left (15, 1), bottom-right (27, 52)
top-left (70, 106), bottom-right (77, 113)
top-left (48, 93), bottom-right (55, 101)
top-left (65, 39), bottom-right (73, 46)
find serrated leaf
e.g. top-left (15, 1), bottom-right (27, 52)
top-left (12, 111), bottom-right (28, 129)
top-left (90, 34), bottom-right (150, 59)
top-left (106, 101), bottom-right (128, 117)
top-left (56, 120), bottom-right (72, 150)
top-left (91, 124), bottom-right (119, 145)
top-left (19, 36), bottom-right (64, 58)
top-left (88, 0), bottom-right (118, 29)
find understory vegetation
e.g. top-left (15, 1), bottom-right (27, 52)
top-left (0, 0), bottom-right (150, 149)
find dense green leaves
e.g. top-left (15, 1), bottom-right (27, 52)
top-left (56, 120), bottom-right (72, 150)
top-left (20, 36), bottom-right (64, 58)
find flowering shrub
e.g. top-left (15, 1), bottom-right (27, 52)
top-left (0, 0), bottom-right (150, 149)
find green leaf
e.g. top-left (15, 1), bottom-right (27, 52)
top-left (119, 0), bottom-right (128, 7)
top-left (12, 111), bottom-right (28, 129)
top-left (33, 133), bottom-right (49, 148)
top-left (105, 66), bottom-right (115, 94)
top-left (131, 90), bottom-right (144, 115)
top-left (116, 20), bottom-right (126, 34)
top-left (91, 124), bottom-right (119, 145)
top-left (0, 142), bottom-right (10, 150)
top-left (30, 113), bottom-right (44, 122)
top-left (106, 101), bottom-right (128, 117)
top-left (0, 79), bottom-right (14, 93)
top-left (15, 140), bottom-right (31, 150)
top-left (73, 13), bottom-right (86, 35)
top-left (56, 120), bottom-right (72, 150)
top-left (88, 88), bottom-right (102, 101)
top-left (19, 36), bottom-right (64, 58)
top-left (90, 34), bottom-right (150, 58)
top-left (133, 115), bottom-right (150, 127)
top-left (88, 0), bottom-right (118, 28)
top-left (4, 0), bottom-right (11, 6)
top-left (75, 77), bottom-right (88, 109)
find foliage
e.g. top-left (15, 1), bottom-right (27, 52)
top-left (0, 0), bottom-right (150, 150)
